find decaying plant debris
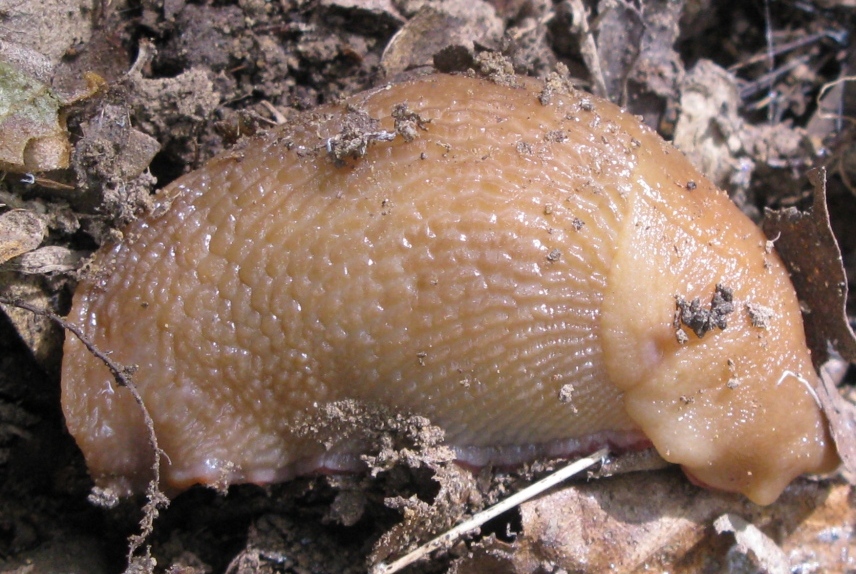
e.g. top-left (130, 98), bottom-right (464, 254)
top-left (2, 0), bottom-right (856, 573)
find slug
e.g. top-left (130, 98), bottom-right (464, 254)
top-left (61, 73), bottom-right (838, 505)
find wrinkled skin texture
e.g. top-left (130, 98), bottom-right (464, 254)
top-left (62, 74), bottom-right (838, 503)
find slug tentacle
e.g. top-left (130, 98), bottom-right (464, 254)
top-left (61, 74), bottom-right (837, 504)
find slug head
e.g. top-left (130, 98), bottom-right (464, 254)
top-left (600, 141), bottom-right (839, 505)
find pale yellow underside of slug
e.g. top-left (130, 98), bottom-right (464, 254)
top-left (61, 74), bottom-right (836, 504)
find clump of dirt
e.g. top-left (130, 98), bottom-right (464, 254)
top-left (675, 283), bottom-right (735, 340)
top-left (325, 108), bottom-right (397, 163)
top-left (287, 400), bottom-right (491, 568)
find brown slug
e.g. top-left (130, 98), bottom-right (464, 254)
top-left (61, 73), bottom-right (838, 505)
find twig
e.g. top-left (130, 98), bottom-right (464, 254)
top-left (815, 75), bottom-right (856, 131)
top-left (0, 296), bottom-right (169, 566)
top-left (739, 54), bottom-right (811, 101)
top-left (371, 447), bottom-right (609, 574)
top-left (763, 0), bottom-right (775, 123)
top-left (260, 100), bottom-right (288, 124)
top-left (727, 31), bottom-right (835, 72)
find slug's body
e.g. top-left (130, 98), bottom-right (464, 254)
top-left (62, 74), bottom-right (837, 504)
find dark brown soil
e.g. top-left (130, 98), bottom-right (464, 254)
top-left (2, 1), bottom-right (856, 573)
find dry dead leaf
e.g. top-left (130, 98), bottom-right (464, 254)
top-left (381, 3), bottom-right (501, 78)
top-left (818, 360), bottom-right (856, 478)
top-left (713, 513), bottom-right (789, 574)
top-left (592, 0), bottom-right (644, 101)
top-left (762, 167), bottom-right (856, 482)
top-left (0, 209), bottom-right (47, 264)
top-left (762, 167), bottom-right (856, 367)
top-left (0, 39), bottom-right (104, 174)
top-left (0, 60), bottom-right (71, 172)
top-left (592, 0), bottom-right (683, 127)
top-left (452, 470), bottom-right (854, 573)
top-left (7, 245), bottom-right (85, 274)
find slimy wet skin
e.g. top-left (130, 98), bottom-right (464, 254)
top-left (61, 74), bottom-right (838, 504)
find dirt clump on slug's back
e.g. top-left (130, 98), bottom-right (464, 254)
top-left (674, 283), bottom-right (735, 343)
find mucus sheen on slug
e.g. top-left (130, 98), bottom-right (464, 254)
top-left (61, 73), bottom-right (839, 504)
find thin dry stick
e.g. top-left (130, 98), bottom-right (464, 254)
top-left (0, 296), bottom-right (169, 563)
top-left (816, 75), bottom-right (856, 128)
top-left (371, 447), bottom-right (609, 574)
